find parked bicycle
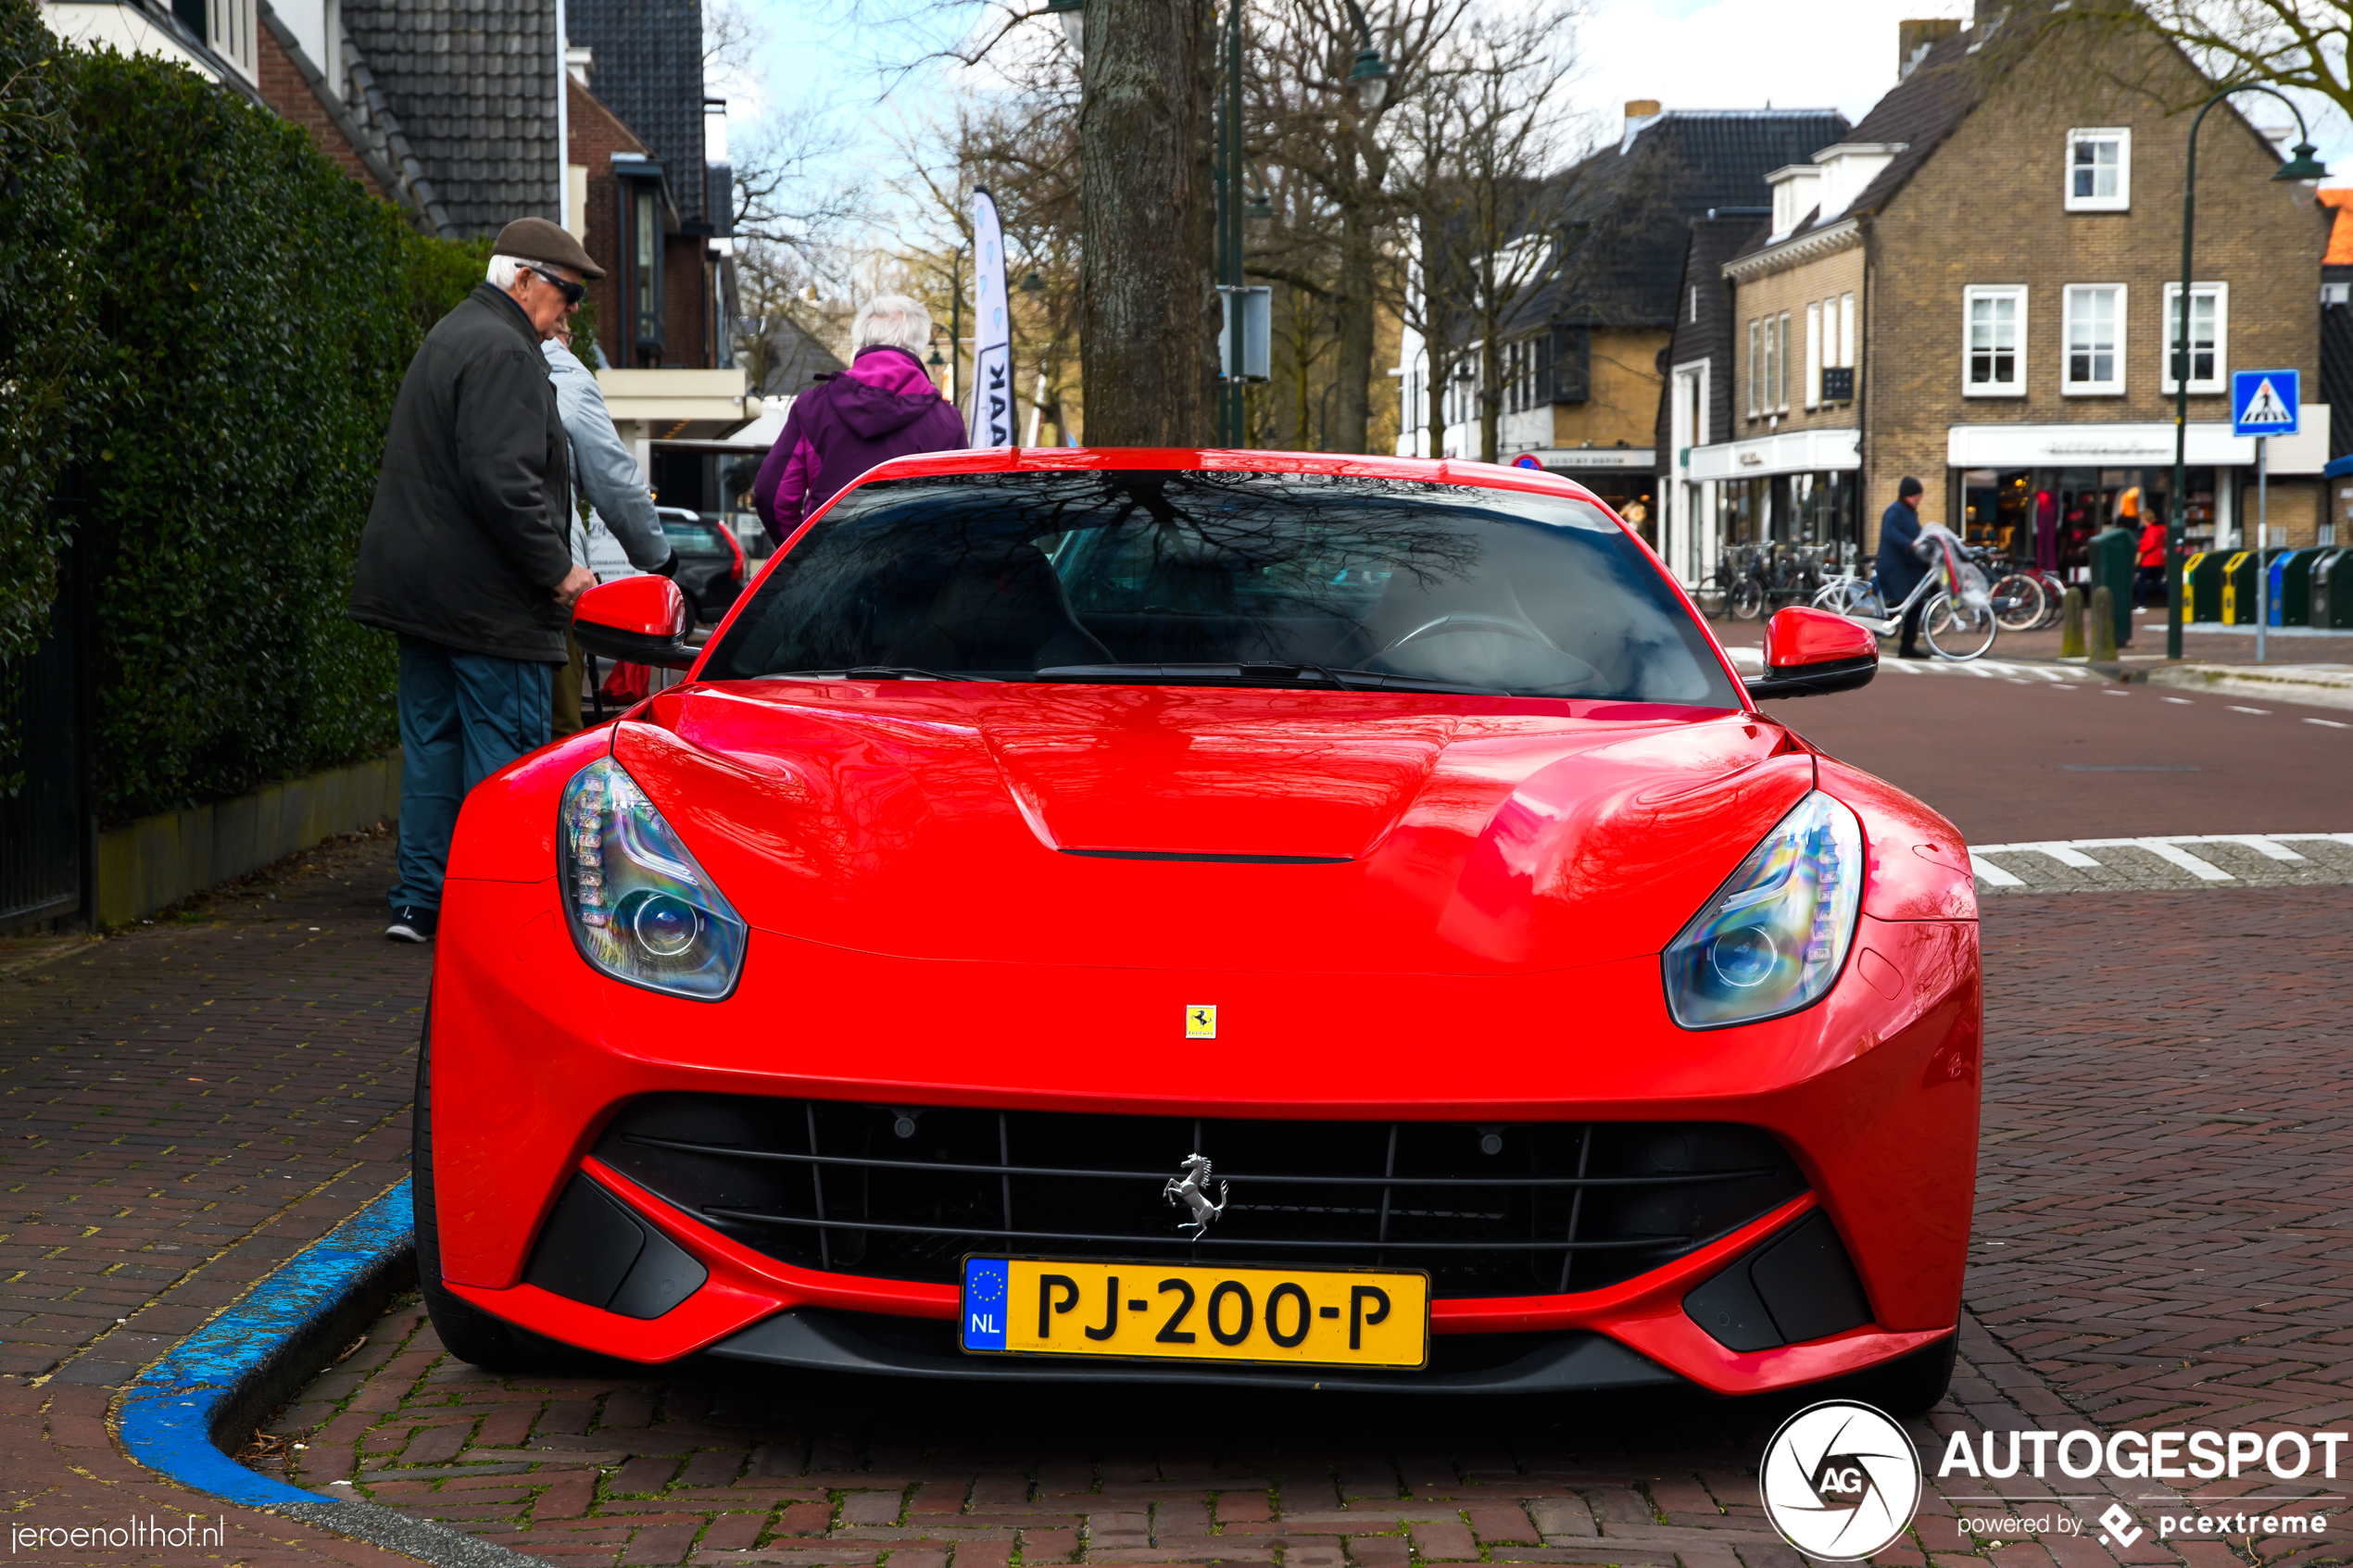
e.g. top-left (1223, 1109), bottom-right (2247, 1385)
top-left (1822, 527), bottom-right (2000, 659)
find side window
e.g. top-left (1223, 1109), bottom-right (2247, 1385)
top-left (1963, 285), bottom-right (2027, 395)
top-left (2063, 283), bottom-right (2127, 395)
top-left (2066, 129), bottom-right (2131, 211)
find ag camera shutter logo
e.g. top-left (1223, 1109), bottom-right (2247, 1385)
top-left (1760, 1400), bottom-right (1923, 1561)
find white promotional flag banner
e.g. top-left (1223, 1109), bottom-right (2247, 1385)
top-left (968, 188), bottom-right (1014, 446)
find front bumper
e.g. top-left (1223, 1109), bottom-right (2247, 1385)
top-left (428, 866), bottom-right (1978, 1398)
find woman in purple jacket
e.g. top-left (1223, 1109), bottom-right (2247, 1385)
top-left (752, 295), bottom-right (966, 549)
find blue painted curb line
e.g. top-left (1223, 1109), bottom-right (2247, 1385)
top-left (120, 1178), bottom-right (416, 1508)
top-left (118, 1177), bottom-right (550, 1566)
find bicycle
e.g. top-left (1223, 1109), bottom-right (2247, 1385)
top-left (1982, 553), bottom-right (2065, 631)
top-left (1853, 559), bottom-right (1997, 659)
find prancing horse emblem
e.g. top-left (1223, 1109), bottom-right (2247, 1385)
top-left (1164, 1152), bottom-right (1228, 1238)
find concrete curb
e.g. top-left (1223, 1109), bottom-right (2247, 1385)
top-left (2145, 660), bottom-right (2353, 709)
top-left (117, 1178), bottom-right (549, 1567)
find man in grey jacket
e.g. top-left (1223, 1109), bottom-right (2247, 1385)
top-left (350, 217), bottom-right (601, 943)
top-left (543, 316), bottom-right (675, 734)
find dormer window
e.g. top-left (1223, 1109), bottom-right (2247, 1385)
top-left (1768, 165), bottom-right (1822, 243)
top-left (2067, 129), bottom-right (2130, 211)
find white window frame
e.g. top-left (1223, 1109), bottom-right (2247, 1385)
top-left (2062, 282), bottom-right (2127, 395)
top-left (1777, 311), bottom-right (1792, 411)
top-left (1962, 284), bottom-right (2027, 396)
top-left (2066, 127), bottom-right (2131, 212)
top-left (1748, 319), bottom-right (1763, 418)
top-left (2161, 281), bottom-right (2229, 395)
top-left (1838, 293), bottom-right (1855, 369)
top-left (1805, 301), bottom-right (1822, 408)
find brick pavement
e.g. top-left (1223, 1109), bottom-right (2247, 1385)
top-left (0, 828), bottom-right (438, 1564)
top-left (256, 889), bottom-right (2353, 1568)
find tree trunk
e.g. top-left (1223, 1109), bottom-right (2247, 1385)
top-left (1079, 0), bottom-right (1215, 446)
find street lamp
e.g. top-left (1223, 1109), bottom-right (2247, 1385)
top-left (1021, 270), bottom-right (1046, 295)
top-left (2165, 86), bottom-right (2327, 660)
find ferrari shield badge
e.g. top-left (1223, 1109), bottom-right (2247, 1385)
top-left (1185, 1005), bottom-right (1217, 1039)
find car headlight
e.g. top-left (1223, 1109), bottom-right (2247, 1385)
top-left (1662, 790), bottom-right (1863, 1030)
top-left (560, 757), bottom-right (748, 1000)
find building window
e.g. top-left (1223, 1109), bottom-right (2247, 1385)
top-left (1963, 284), bottom-right (2026, 395)
top-left (2162, 282), bottom-right (2228, 394)
top-left (2063, 283), bottom-right (2125, 394)
top-left (1805, 301), bottom-right (1821, 409)
top-left (2066, 128), bottom-right (2130, 211)
top-left (1838, 293), bottom-right (1855, 370)
top-left (1748, 319), bottom-right (1762, 417)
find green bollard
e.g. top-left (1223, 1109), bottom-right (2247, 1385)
top-left (2090, 584), bottom-right (2118, 661)
top-left (2060, 585), bottom-right (2085, 658)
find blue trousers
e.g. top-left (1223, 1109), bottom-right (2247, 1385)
top-left (392, 637), bottom-right (554, 911)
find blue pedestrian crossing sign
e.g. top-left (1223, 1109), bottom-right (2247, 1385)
top-left (2233, 369), bottom-right (2299, 436)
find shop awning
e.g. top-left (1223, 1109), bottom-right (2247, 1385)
top-left (1686, 427), bottom-right (1859, 482)
top-left (1946, 415), bottom-right (2331, 474)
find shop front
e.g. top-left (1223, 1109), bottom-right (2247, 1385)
top-left (1687, 428), bottom-right (1864, 572)
top-left (1947, 420), bottom-right (2330, 578)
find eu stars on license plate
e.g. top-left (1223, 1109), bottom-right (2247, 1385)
top-left (959, 1257), bottom-right (1429, 1369)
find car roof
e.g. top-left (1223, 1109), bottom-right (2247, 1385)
top-left (833, 447), bottom-right (1621, 516)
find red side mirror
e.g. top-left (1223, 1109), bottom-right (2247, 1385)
top-left (1749, 606), bottom-right (1878, 699)
top-left (573, 575), bottom-right (698, 671)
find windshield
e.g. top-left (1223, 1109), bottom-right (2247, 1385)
top-left (701, 470), bottom-right (1738, 707)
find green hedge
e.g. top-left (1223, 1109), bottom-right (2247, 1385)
top-left (0, 0), bottom-right (488, 821)
top-left (0, 3), bottom-right (102, 669)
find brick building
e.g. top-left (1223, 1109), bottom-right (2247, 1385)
top-left (1686, 14), bottom-right (2332, 586)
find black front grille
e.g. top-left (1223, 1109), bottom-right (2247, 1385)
top-left (592, 1096), bottom-right (1806, 1299)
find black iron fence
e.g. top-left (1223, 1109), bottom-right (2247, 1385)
top-left (0, 499), bottom-right (93, 932)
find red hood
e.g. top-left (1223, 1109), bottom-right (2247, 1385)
top-left (614, 684), bottom-right (1811, 973)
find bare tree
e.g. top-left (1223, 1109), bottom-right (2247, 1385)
top-left (2028, 0), bottom-right (2353, 128)
top-left (1250, 0), bottom-right (1472, 453)
top-left (1389, 1), bottom-right (1582, 462)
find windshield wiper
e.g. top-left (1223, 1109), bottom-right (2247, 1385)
top-left (770, 665), bottom-right (992, 682)
top-left (1030, 661), bottom-right (1509, 696)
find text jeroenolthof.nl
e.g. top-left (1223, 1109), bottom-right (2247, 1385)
top-left (10, 1514), bottom-right (226, 1554)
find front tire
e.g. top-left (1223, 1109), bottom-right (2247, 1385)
top-left (413, 1017), bottom-right (547, 1373)
top-left (1728, 578), bottom-right (1765, 621)
top-left (1923, 591), bottom-right (1998, 660)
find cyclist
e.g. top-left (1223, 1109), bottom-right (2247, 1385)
top-left (1876, 476), bottom-right (1930, 659)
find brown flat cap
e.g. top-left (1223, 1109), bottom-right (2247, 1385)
top-left (492, 216), bottom-right (606, 280)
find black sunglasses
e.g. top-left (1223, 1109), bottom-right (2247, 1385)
top-left (528, 265), bottom-right (585, 307)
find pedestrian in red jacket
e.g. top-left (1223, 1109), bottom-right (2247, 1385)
top-left (2136, 515), bottom-right (2168, 608)
top-left (752, 295), bottom-right (966, 549)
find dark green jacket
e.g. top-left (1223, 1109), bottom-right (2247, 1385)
top-left (350, 284), bottom-right (573, 663)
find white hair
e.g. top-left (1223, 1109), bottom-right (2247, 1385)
top-left (485, 254), bottom-right (543, 290)
top-left (853, 294), bottom-right (933, 358)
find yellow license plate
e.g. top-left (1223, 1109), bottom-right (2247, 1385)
top-left (958, 1256), bottom-right (1429, 1369)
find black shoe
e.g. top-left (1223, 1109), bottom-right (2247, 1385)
top-left (1897, 649), bottom-right (1930, 660)
top-left (386, 907), bottom-right (437, 943)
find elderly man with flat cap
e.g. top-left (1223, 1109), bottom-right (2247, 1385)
top-left (351, 218), bottom-right (605, 943)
